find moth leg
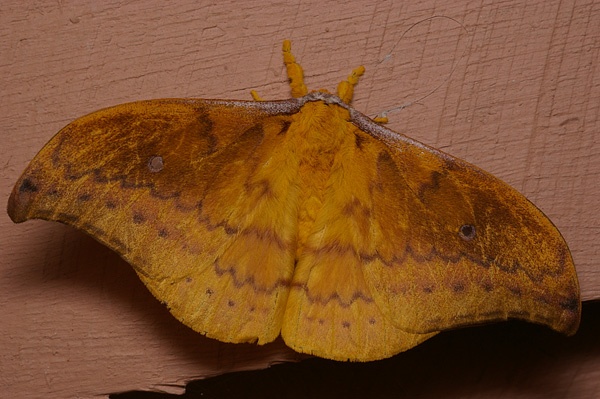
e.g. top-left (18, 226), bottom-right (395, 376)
top-left (373, 114), bottom-right (389, 124)
top-left (250, 90), bottom-right (264, 101)
top-left (283, 40), bottom-right (308, 98)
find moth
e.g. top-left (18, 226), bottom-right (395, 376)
top-left (8, 40), bottom-right (580, 361)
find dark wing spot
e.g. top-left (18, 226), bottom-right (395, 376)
top-left (148, 156), bottom-right (164, 173)
top-left (560, 297), bottom-right (580, 312)
top-left (223, 224), bottom-right (238, 235)
top-left (57, 212), bottom-right (79, 224)
top-left (19, 178), bottom-right (38, 193)
top-left (132, 212), bottom-right (146, 224)
top-left (508, 285), bottom-right (522, 297)
top-left (458, 224), bottom-right (476, 241)
top-left (78, 193), bottom-right (91, 202)
top-left (481, 281), bottom-right (494, 292)
top-left (278, 120), bottom-right (291, 135)
top-left (158, 228), bottom-right (169, 238)
top-left (452, 282), bottom-right (465, 293)
top-left (354, 132), bottom-right (365, 149)
top-left (417, 171), bottom-right (442, 199)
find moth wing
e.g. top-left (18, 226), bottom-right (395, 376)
top-left (8, 99), bottom-right (299, 344)
top-left (281, 116), bottom-right (579, 361)
top-left (361, 122), bottom-right (581, 335)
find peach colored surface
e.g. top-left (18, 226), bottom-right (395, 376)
top-left (1, 1), bottom-right (598, 397)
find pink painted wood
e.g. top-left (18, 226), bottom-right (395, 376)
top-left (1, 1), bottom-right (598, 397)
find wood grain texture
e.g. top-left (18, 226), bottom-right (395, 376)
top-left (1, 0), bottom-right (598, 397)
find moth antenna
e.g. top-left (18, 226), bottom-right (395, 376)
top-left (337, 65), bottom-right (365, 104)
top-left (282, 40), bottom-right (308, 98)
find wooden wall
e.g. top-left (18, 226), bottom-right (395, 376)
top-left (1, 1), bottom-right (598, 397)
